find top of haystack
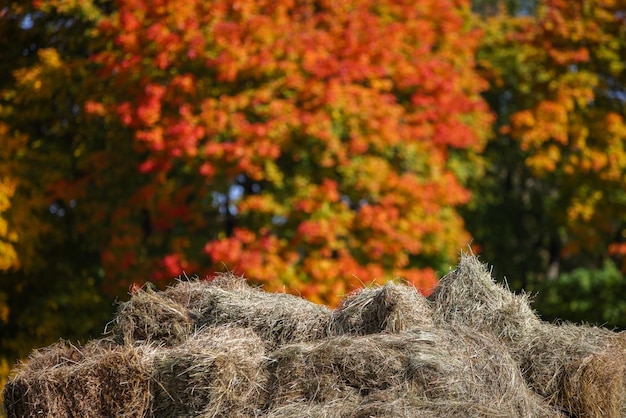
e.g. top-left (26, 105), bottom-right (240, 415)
top-left (429, 252), bottom-right (541, 341)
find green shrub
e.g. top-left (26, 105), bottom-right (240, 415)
top-left (534, 260), bottom-right (626, 329)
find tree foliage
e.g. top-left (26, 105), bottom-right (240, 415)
top-left (0, 0), bottom-right (490, 385)
top-left (0, 0), bottom-right (116, 391)
top-left (85, 0), bottom-right (490, 303)
top-left (536, 260), bottom-right (626, 328)
top-left (466, 0), bottom-right (626, 295)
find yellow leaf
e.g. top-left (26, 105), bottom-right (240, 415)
top-left (0, 241), bottom-right (19, 271)
top-left (38, 48), bottom-right (62, 69)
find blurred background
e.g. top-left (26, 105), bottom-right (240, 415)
top-left (1, 0), bottom-right (626, 390)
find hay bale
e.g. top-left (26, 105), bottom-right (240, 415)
top-left (111, 273), bottom-right (331, 349)
top-left (266, 327), bottom-right (559, 417)
top-left (329, 282), bottom-right (432, 336)
top-left (151, 325), bottom-right (268, 417)
top-left (111, 283), bottom-right (199, 346)
top-left (516, 323), bottom-right (626, 418)
top-left (171, 273), bottom-right (332, 349)
top-left (3, 340), bottom-right (152, 418)
top-left (430, 253), bottom-right (626, 417)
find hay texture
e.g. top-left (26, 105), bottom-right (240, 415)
top-left (515, 323), bottom-right (626, 417)
top-left (429, 253), bottom-right (541, 341)
top-left (4, 258), bottom-right (626, 417)
top-left (266, 328), bottom-right (557, 417)
top-left (329, 282), bottom-right (433, 335)
top-left (112, 273), bottom-right (331, 349)
top-left (2, 340), bottom-right (152, 418)
top-left (112, 283), bottom-right (199, 346)
top-left (430, 253), bottom-right (626, 417)
top-left (151, 326), bottom-right (268, 417)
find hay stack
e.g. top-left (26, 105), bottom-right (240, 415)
top-left (3, 340), bottom-right (152, 418)
top-left (329, 282), bottom-right (433, 335)
top-left (151, 326), bottom-right (268, 417)
top-left (112, 273), bottom-right (331, 349)
top-left (430, 253), bottom-right (626, 417)
top-left (6, 257), bottom-right (626, 418)
top-left (266, 328), bottom-right (559, 417)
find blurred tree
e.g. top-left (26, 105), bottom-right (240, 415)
top-left (84, 0), bottom-right (491, 302)
top-left (466, 0), bottom-right (626, 314)
top-left (0, 0), bottom-right (491, 388)
top-left (537, 260), bottom-right (626, 329)
top-left (0, 0), bottom-right (115, 391)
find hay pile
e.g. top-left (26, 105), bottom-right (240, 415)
top-left (430, 253), bottom-right (626, 417)
top-left (113, 273), bottom-right (331, 349)
top-left (4, 255), bottom-right (626, 417)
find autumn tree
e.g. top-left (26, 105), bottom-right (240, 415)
top-left (0, 0), bottom-right (490, 386)
top-left (84, 0), bottom-right (491, 301)
top-left (0, 0), bottom-right (119, 391)
top-left (466, 0), bottom-right (626, 326)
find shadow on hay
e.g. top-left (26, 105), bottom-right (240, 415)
top-left (4, 256), bottom-right (626, 417)
top-left (151, 326), bottom-right (268, 417)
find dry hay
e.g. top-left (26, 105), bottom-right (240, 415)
top-left (329, 282), bottom-right (433, 336)
top-left (515, 323), bottom-right (626, 417)
top-left (430, 253), bottom-right (626, 417)
top-left (429, 252), bottom-right (541, 341)
top-left (263, 399), bottom-right (360, 418)
top-left (151, 325), bottom-right (268, 417)
top-left (266, 328), bottom-right (559, 417)
top-left (110, 273), bottom-right (331, 350)
top-left (2, 339), bottom-right (152, 418)
top-left (112, 283), bottom-right (199, 346)
top-left (191, 274), bottom-right (332, 349)
top-left (5, 255), bottom-right (626, 417)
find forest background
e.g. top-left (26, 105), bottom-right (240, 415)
top-left (1, 0), bottom-right (626, 389)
